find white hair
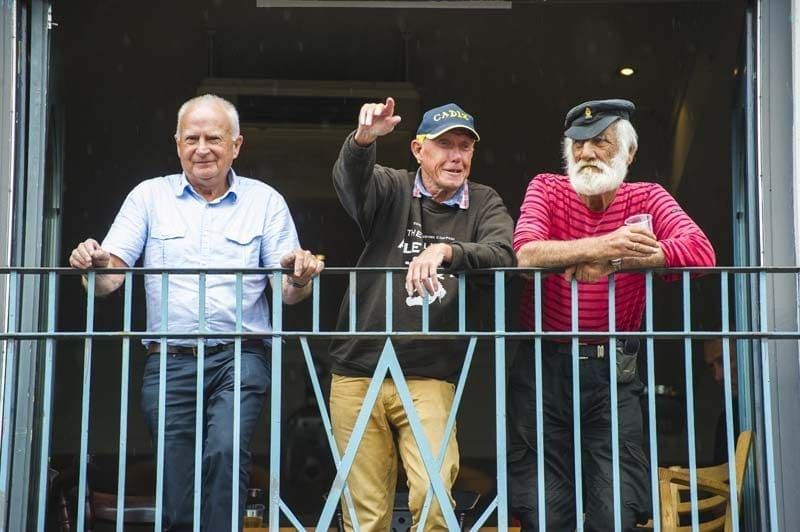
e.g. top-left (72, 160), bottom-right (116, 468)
top-left (175, 94), bottom-right (240, 139)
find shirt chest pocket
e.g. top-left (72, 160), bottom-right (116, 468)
top-left (146, 224), bottom-right (188, 267)
top-left (220, 224), bottom-right (262, 267)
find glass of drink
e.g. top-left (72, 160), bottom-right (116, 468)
top-left (244, 488), bottom-right (265, 528)
top-left (624, 213), bottom-right (653, 232)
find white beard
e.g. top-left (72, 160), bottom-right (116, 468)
top-left (566, 149), bottom-right (629, 196)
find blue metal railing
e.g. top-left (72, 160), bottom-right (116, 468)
top-left (0, 266), bottom-right (794, 531)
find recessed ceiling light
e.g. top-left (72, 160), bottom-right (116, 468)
top-left (619, 66), bottom-right (636, 77)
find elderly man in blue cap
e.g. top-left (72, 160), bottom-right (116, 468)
top-left (329, 97), bottom-right (516, 531)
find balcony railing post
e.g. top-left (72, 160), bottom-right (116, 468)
top-left (608, 274), bottom-right (621, 532)
top-left (494, 271), bottom-right (508, 531)
top-left (645, 272), bottom-right (660, 531)
top-left (570, 277), bottom-right (584, 531)
top-left (34, 271), bottom-right (56, 531)
top-left (76, 272), bottom-right (97, 531)
top-left (116, 272), bottom-right (133, 532)
top-left (193, 273), bottom-right (206, 531)
top-left (269, 271), bottom-right (283, 531)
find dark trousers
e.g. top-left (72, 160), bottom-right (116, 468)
top-left (508, 341), bottom-right (651, 532)
top-left (141, 346), bottom-right (269, 532)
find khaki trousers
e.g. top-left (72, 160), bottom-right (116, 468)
top-left (330, 374), bottom-right (460, 532)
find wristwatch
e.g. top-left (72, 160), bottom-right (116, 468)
top-left (609, 258), bottom-right (623, 272)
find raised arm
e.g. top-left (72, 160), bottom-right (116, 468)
top-left (332, 97), bottom-right (403, 238)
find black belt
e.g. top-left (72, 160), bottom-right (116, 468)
top-left (146, 340), bottom-right (264, 357)
top-left (544, 338), bottom-right (639, 360)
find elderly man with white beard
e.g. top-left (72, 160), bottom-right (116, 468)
top-left (507, 99), bottom-right (715, 531)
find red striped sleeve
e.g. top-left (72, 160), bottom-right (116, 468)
top-left (514, 177), bottom-right (715, 335)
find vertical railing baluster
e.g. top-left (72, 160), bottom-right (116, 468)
top-left (193, 273), bottom-right (207, 532)
top-left (385, 271), bottom-right (393, 333)
top-left (458, 273), bottom-right (466, 333)
top-left (758, 271), bottom-right (779, 529)
top-left (35, 271), bottom-right (57, 531)
top-left (313, 273), bottom-right (321, 333)
top-left (721, 272), bottom-right (740, 532)
top-left (0, 272), bottom-right (19, 524)
top-left (494, 271), bottom-right (508, 531)
top-left (231, 273), bottom-right (243, 531)
top-left (645, 272), bottom-right (660, 531)
top-left (570, 277), bottom-right (584, 531)
top-left (117, 272), bottom-right (133, 532)
top-left (682, 272), bottom-right (699, 531)
top-left (154, 272), bottom-right (169, 531)
top-left (349, 271), bottom-right (357, 333)
top-left (76, 272), bottom-right (97, 531)
top-left (608, 275), bottom-right (621, 532)
top-left (422, 290), bottom-right (430, 334)
top-left (534, 271), bottom-right (546, 530)
top-left (269, 272), bottom-right (284, 531)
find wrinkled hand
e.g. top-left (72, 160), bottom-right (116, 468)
top-left (354, 97), bottom-right (402, 146)
top-left (563, 261), bottom-right (615, 283)
top-left (69, 238), bottom-right (111, 269)
top-left (598, 226), bottom-right (659, 261)
top-left (405, 244), bottom-right (450, 297)
top-left (280, 249), bottom-right (324, 287)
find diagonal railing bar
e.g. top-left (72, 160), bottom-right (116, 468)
top-left (279, 498), bottom-right (306, 530)
top-left (416, 337), bottom-right (478, 529)
top-left (315, 338), bottom-right (397, 532)
top-left (384, 349), bottom-right (462, 531)
top-left (469, 496), bottom-right (499, 531)
top-left (297, 337), bottom-right (360, 530)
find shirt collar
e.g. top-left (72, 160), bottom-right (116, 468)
top-left (176, 169), bottom-right (239, 203)
top-left (412, 169), bottom-right (469, 209)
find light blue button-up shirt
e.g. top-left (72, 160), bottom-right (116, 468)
top-left (102, 171), bottom-right (300, 346)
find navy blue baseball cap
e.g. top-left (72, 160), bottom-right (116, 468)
top-left (564, 99), bottom-right (635, 140)
top-left (416, 103), bottom-right (480, 142)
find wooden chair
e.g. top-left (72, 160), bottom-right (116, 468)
top-left (640, 430), bottom-right (753, 532)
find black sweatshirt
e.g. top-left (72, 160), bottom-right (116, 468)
top-left (330, 132), bottom-right (516, 382)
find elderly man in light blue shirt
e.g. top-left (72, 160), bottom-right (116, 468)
top-left (69, 94), bottom-right (323, 531)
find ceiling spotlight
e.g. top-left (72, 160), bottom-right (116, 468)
top-left (619, 67), bottom-right (636, 77)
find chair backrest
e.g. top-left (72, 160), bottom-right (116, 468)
top-left (658, 430), bottom-right (753, 532)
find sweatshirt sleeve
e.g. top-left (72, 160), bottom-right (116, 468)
top-left (332, 131), bottom-right (390, 241)
top-left (648, 183), bottom-right (716, 270)
top-left (448, 186), bottom-right (517, 270)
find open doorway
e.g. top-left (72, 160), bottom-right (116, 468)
top-left (49, 0), bottom-right (749, 525)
